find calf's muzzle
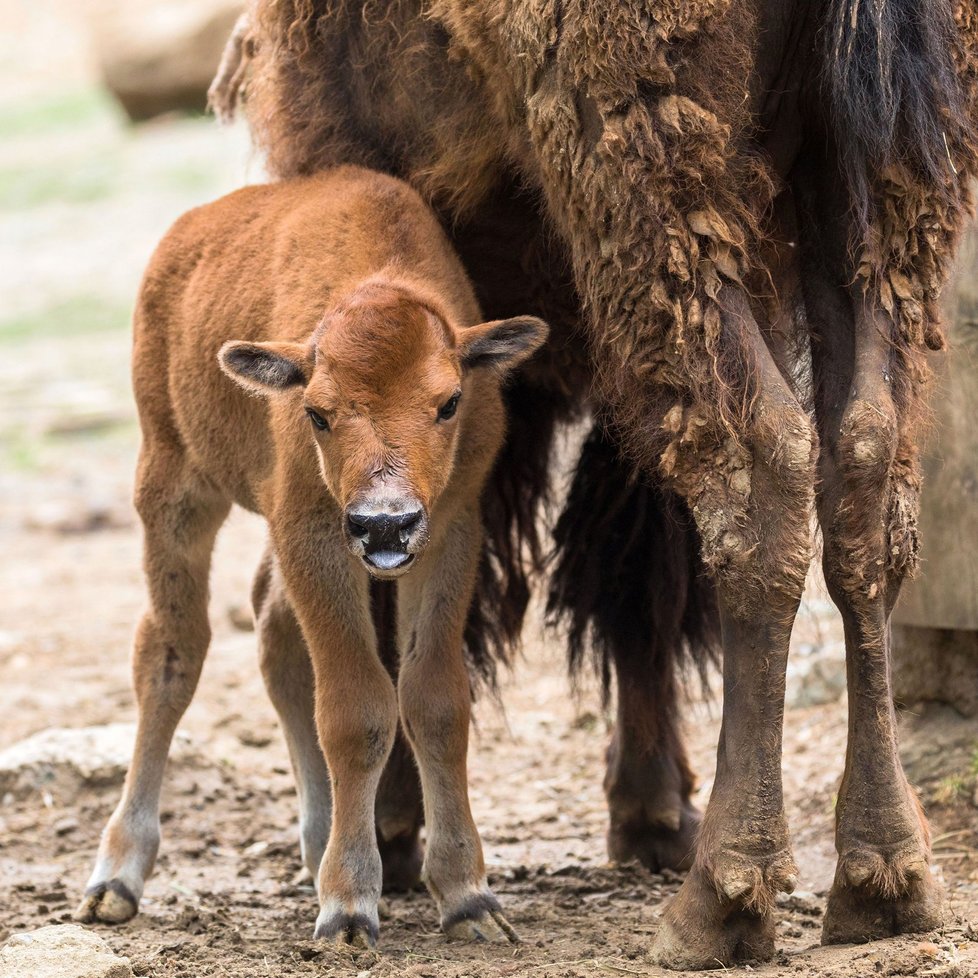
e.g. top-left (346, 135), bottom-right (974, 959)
top-left (345, 505), bottom-right (428, 574)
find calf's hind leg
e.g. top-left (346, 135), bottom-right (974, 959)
top-left (371, 580), bottom-right (425, 891)
top-left (252, 548), bottom-right (332, 883)
top-left (76, 445), bottom-right (229, 923)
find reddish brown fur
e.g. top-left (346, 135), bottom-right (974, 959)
top-left (75, 167), bottom-right (546, 947)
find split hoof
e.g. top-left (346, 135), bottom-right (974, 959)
top-left (651, 850), bottom-right (796, 970)
top-left (607, 801), bottom-right (701, 873)
top-left (74, 880), bottom-right (139, 924)
top-left (313, 910), bottom-right (379, 949)
top-left (442, 893), bottom-right (518, 944)
top-left (822, 848), bottom-right (946, 945)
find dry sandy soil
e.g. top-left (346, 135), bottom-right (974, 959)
top-left (1, 6), bottom-right (977, 976)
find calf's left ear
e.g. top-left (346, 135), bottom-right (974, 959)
top-left (219, 340), bottom-right (312, 395)
top-left (459, 316), bottom-right (549, 374)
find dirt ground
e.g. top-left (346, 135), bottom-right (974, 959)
top-left (1, 6), bottom-right (977, 976)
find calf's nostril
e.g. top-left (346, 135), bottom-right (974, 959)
top-left (396, 510), bottom-right (422, 539)
top-left (347, 513), bottom-right (370, 538)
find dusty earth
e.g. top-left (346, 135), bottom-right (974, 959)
top-left (2, 5), bottom-right (977, 976)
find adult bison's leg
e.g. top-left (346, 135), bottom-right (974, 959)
top-left (604, 674), bottom-right (699, 873)
top-left (550, 424), bottom-right (716, 872)
top-left (650, 289), bottom-right (815, 969)
top-left (816, 307), bottom-right (944, 943)
top-left (794, 161), bottom-right (945, 944)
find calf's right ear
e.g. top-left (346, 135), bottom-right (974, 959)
top-left (219, 340), bottom-right (312, 395)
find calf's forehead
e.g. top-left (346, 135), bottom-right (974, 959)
top-left (309, 299), bottom-right (459, 404)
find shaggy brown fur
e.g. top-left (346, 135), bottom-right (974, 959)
top-left (216, 0), bottom-right (978, 967)
top-left (74, 167), bottom-right (548, 947)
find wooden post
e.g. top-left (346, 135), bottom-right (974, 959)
top-left (892, 226), bottom-right (978, 717)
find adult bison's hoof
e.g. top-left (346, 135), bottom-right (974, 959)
top-left (603, 738), bottom-right (702, 873)
top-left (822, 848), bottom-right (946, 945)
top-left (607, 800), bottom-right (700, 873)
top-left (441, 891), bottom-right (518, 944)
top-left (314, 909), bottom-right (379, 948)
top-left (651, 844), bottom-right (797, 969)
top-left (74, 880), bottom-right (140, 924)
top-left (379, 829), bottom-right (424, 892)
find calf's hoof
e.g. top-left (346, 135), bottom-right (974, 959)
top-left (607, 801), bottom-right (700, 873)
top-left (74, 880), bottom-right (140, 924)
top-left (442, 892), bottom-right (518, 944)
top-left (651, 849), bottom-right (796, 969)
top-left (822, 848), bottom-right (946, 945)
top-left (314, 909), bottom-right (379, 949)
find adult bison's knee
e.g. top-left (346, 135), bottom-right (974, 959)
top-left (668, 400), bottom-right (817, 616)
top-left (822, 395), bottom-right (917, 605)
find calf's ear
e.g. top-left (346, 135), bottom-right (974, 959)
top-left (459, 316), bottom-right (549, 374)
top-left (219, 340), bottom-right (312, 394)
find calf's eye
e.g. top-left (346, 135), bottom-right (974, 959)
top-left (306, 408), bottom-right (329, 431)
top-left (437, 392), bottom-right (461, 422)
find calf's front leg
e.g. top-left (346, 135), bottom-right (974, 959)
top-left (273, 512), bottom-right (397, 948)
top-left (397, 510), bottom-right (516, 943)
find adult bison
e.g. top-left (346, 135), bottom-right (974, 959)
top-left (212, 0), bottom-right (978, 967)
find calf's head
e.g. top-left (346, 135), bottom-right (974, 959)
top-left (219, 282), bottom-right (547, 578)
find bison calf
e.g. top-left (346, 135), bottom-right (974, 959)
top-left (75, 167), bottom-right (547, 946)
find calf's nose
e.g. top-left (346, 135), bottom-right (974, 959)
top-left (346, 509), bottom-right (423, 550)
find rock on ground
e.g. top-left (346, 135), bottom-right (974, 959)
top-left (84, 0), bottom-right (244, 121)
top-left (0, 924), bottom-right (132, 978)
top-left (786, 641), bottom-right (847, 709)
top-left (0, 723), bottom-right (195, 801)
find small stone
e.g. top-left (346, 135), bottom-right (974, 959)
top-left (227, 604), bottom-right (255, 632)
top-left (786, 642), bottom-right (847, 709)
top-left (236, 730), bottom-right (271, 749)
top-left (86, 0), bottom-right (245, 121)
top-left (24, 499), bottom-right (131, 535)
top-left (0, 923), bottom-right (132, 978)
top-left (54, 816), bottom-right (80, 836)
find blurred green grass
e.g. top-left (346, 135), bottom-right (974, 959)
top-left (0, 154), bottom-right (119, 209)
top-left (0, 88), bottom-right (119, 138)
top-left (0, 295), bottom-right (131, 343)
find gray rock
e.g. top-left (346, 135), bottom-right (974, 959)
top-left (786, 642), bottom-right (847, 709)
top-left (0, 724), bottom-right (195, 801)
top-left (85, 0), bottom-right (244, 121)
top-left (0, 924), bottom-right (132, 978)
